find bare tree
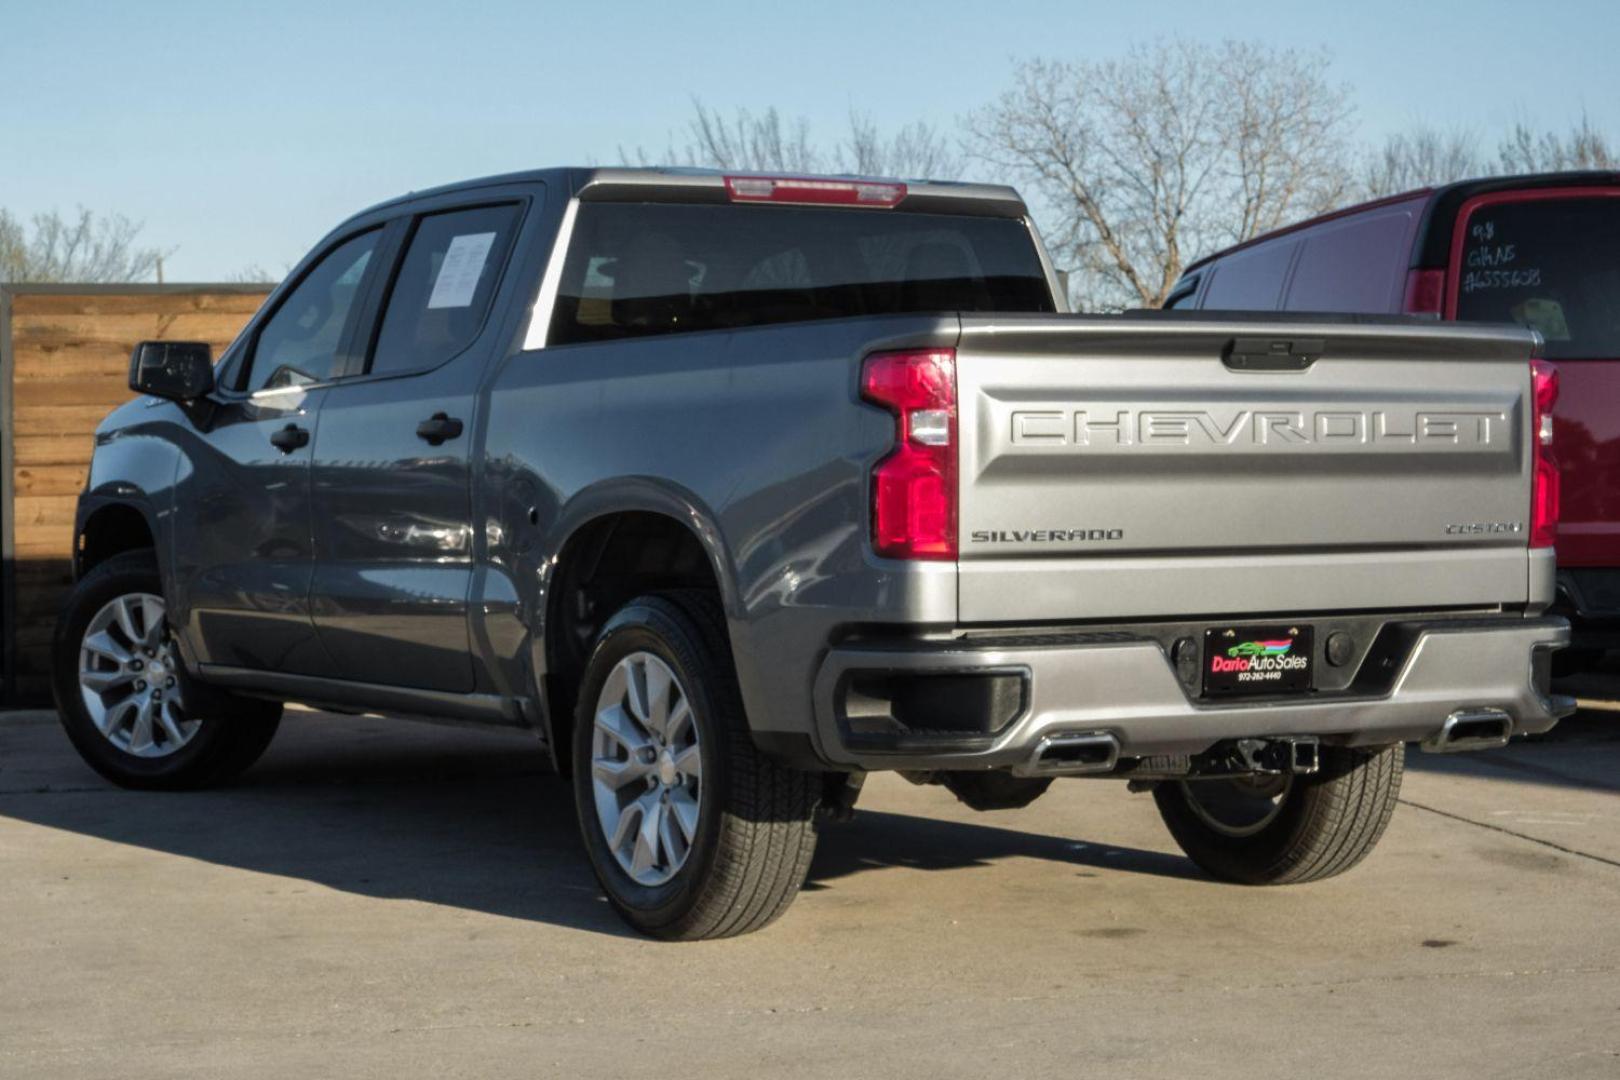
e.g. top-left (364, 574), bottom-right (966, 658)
top-left (682, 103), bottom-right (822, 172)
top-left (966, 40), bottom-right (1354, 311)
top-left (842, 112), bottom-right (961, 178)
top-left (1361, 126), bottom-right (1483, 199)
top-left (1497, 113), bottom-right (1616, 173)
top-left (1224, 44), bottom-right (1356, 240)
top-left (0, 213), bottom-right (24, 281)
top-left (0, 207), bottom-right (169, 284)
top-left (226, 263), bottom-right (283, 285)
top-left (1362, 115), bottom-right (1618, 198)
top-left (621, 100), bottom-right (962, 179)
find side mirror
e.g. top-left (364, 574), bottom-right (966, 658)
top-left (129, 341), bottom-right (215, 401)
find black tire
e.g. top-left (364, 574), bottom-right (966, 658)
top-left (941, 770), bottom-right (1053, 811)
top-left (571, 592), bottom-right (820, 940)
top-left (52, 549), bottom-right (282, 791)
top-left (1152, 743), bottom-right (1404, 885)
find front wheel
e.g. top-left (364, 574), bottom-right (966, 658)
top-left (52, 549), bottom-right (282, 790)
top-left (572, 593), bottom-right (820, 940)
top-left (1152, 743), bottom-right (1404, 884)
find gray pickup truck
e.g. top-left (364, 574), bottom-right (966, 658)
top-left (55, 168), bottom-right (1573, 939)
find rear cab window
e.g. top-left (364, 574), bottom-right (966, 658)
top-left (1453, 194), bottom-right (1620, 359)
top-left (547, 203), bottom-right (1054, 345)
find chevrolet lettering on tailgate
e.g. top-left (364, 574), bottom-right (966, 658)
top-left (1008, 407), bottom-right (1508, 449)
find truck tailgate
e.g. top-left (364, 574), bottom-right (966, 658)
top-left (955, 314), bottom-right (1541, 622)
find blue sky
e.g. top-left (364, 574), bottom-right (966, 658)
top-left (4, 0), bottom-right (1616, 279)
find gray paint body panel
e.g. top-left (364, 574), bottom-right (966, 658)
top-left (307, 307), bottom-right (489, 694)
top-left (480, 314), bottom-right (961, 740)
top-left (955, 315), bottom-right (1544, 622)
top-left (164, 390), bottom-right (338, 676)
top-left (960, 548), bottom-right (1529, 624)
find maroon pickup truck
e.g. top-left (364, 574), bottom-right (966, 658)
top-left (1171, 171), bottom-right (1620, 666)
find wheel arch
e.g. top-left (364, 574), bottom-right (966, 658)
top-left (536, 480), bottom-right (741, 761)
top-left (76, 497), bottom-right (163, 580)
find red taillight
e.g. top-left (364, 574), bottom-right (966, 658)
top-left (1402, 268), bottom-right (1446, 315)
top-left (1531, 358), bottom-right (1560, 549)
top-left (861, 349), bottom-right (956, 560)
top-left (724, 175), bottom-right (906, 208)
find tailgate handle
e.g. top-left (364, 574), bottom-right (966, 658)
top-left (1223, 337), bottom-right (1323, 372)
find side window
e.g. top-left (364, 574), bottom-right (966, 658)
top-left (1283, 208), bottom-right (1416, 313)
top-left (1162, 275), bottom-right (1199, 309)
top-left (244, 230), bottom-right (381, 393)
top-left (368, 204), bottom-right (521, 375)
top-left (1199, 239), bottom-right (1298, 312)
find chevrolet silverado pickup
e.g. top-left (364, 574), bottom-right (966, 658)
top-left (55, 168), bottom-right (1573, 939)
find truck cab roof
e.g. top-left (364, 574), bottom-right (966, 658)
top-left (353, 166), bottom-right (1031, 223)
top-left (1183, 169), bottom-right (1620, 278)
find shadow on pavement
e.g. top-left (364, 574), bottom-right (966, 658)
top-left (0, 713), bottom-right (1200, 938)
top-left (808, 807), bottom-right (1200, 889)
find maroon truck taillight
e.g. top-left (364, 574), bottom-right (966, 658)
top-left (1402, 268), bottom-right (1446, 315)
top-left (1531, 358), bottom-right (1560, 549)
top-left (861, 349), bottom-right (957, 560)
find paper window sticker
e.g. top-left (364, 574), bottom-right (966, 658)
top-left (427, 232), bottom-right (498, 309)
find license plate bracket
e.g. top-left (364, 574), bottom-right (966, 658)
top-left (1202, 624), bottom-right (1314, 697)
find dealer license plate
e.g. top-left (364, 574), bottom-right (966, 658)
top-left (1202, 624), bottom-right (1314, 696)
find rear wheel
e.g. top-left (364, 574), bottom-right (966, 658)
top-left (1152, 743), bottom-right (1404, 884)
top-left (52, 550), bottom-right (282, 790)
top-left (572, 593), bottom-right (820, 940)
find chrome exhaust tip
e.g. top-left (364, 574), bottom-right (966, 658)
top-left (1420, 708), bottom-right (1513, 753)
top-left (1016, 731), bottom-right (1120, 776)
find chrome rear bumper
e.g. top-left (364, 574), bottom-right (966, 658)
top-left (810, 616), bottom-right (1573, 772)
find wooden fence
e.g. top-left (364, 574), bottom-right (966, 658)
top-left (1, 284), bottom-right (271, 705)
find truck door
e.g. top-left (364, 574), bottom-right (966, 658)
top-left (171, 227), bottom-right (385, 676)
top-left (307, 199), bottom-right (528, 693)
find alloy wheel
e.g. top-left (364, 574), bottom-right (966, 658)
top-left (589, 651), bottom-right (703, 887)
top-left (77, 592), bottom-right (198, 758)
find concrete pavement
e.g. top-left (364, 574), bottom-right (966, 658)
top-left (1, 707), bottom-right (1616, 1079)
